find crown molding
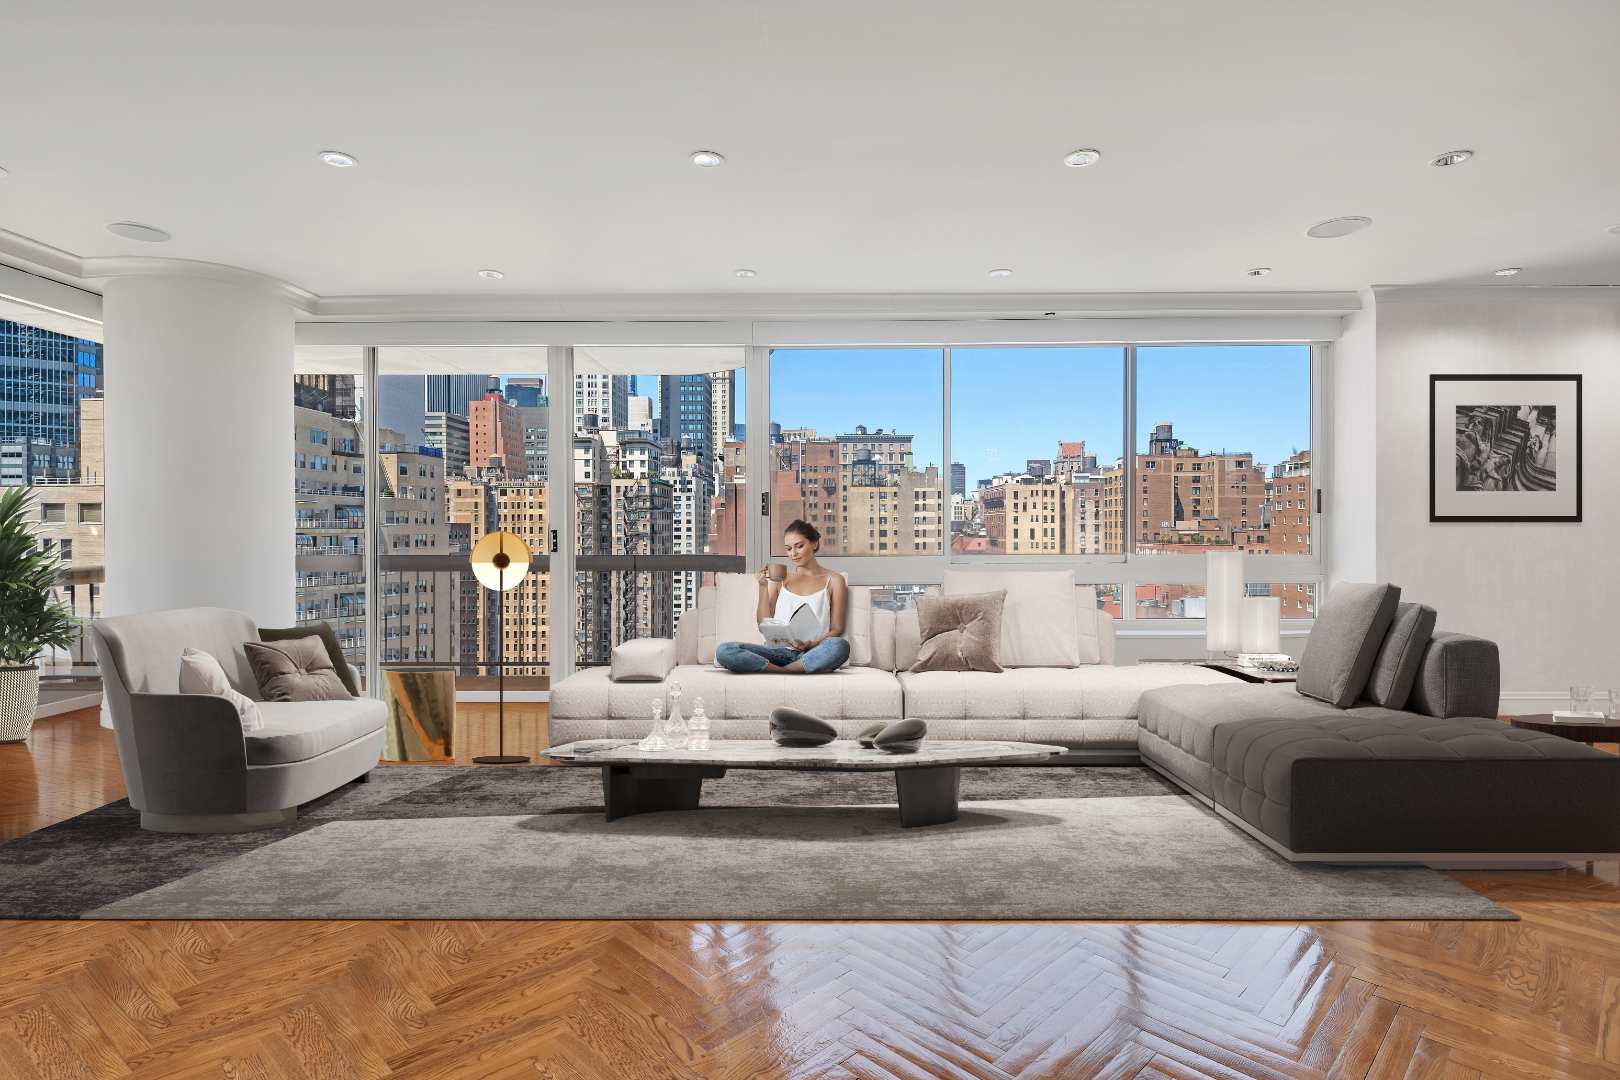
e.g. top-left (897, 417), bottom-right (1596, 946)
top-left (1372, 284), bottom-right (1620, 304)
top-left (77, 257), bottom-right (319, 313)
top-left (0, 227), bottom-right (318, 312)
top-left (309, 290), bottom-right (1362, 322)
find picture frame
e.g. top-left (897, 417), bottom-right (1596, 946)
top-left (1430, 373), bottom-right (1581, 522)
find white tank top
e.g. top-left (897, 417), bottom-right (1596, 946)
top-left (774, 582), bottom-right (831, 637)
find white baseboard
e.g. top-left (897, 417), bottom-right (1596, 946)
top-left (36, 692), bottom-right (102, 721)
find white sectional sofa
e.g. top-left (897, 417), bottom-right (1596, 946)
top-left (548, 571), bottom-right (1240, 761)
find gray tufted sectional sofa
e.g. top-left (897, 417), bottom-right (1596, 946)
top-left (1139, 585), bottom-right (1620, 867)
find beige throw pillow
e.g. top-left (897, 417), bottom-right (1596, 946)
top-left (179, 647), bottom-right (265, 732)
top-left (243, 637), bottom-right (352, 702)
top-left (909, 590), bottom-right (1007, 673)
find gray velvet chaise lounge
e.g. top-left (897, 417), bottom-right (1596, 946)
top-left (1139, 583), bottom-right (1620, 867)
top-left (92, 607), bottom-right (385, 833)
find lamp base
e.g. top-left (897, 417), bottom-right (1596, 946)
top-left (472, 755), bottom-right (531, 765)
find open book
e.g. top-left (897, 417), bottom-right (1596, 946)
top-left (759, 603), bottom-right (822, 648)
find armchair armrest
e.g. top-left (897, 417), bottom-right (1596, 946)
top-left (610, 637), bottom-right (677, 682)
top-left (127, 692), bottom-right (250, 815)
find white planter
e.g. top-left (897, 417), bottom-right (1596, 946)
top-left (0, 665), bottom-right (40, 743)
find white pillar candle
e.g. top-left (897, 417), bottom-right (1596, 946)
top-left (1205, 551), bottom-right (1244, 658)
top-left (1241, 596), bottom-right (1282, 655)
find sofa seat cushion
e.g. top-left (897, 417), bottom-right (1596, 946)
top-left (1210, 713), bottom-right (1620, 854)
top-left (897, 664), bottom-right (1242, 746)
top-left (247, 698), bottom-right (387, 765)
top-left (1136, 682), bottom-right (1417, 796)
top-left (548, 664), bottom-right (903, 745)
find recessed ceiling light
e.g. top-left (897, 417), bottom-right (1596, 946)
top-left (690, 151), bottom-right (724, 167)
top-left (733, 269), bottom-right (756, 278)
top-left (478, 269), bottom-right (504, 280)
top-left (1062, 149), bottom-right (1101, 167)
top-left (0, 166), bottom-right (8, 178)
top-left (1431, 150), bottom-right (1473, 167)
top-left (1246, 267), bottom-right (1272, 277)
top-left (106, 221), bottom-right (171, 243)
top-left (1305, 216), bottom-right (1372, 238)
top-left (1494, 267), bottom-right (1521, 276)
top-left (988, 268), bottom-right (1013, 277)
top-left (320, 150), bottom-right (358, 168)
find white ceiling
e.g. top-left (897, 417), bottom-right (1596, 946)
top-left (2, 0), bottom-right (1617, 304)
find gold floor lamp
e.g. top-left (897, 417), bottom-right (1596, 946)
top-left (470, 529), bottom-right (532, 765)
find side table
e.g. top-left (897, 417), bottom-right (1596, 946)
top-left (1509, 713), bottom-right (1620, 749)
top-left (1200, 662), bottom-right (1297, 685)
top-left (383, 668), bottom-right (456, 761)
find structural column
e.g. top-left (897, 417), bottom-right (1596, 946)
top-left (101, 272), bottom-right (295, 623)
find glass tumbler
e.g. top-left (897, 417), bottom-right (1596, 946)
top-left (1571, 685), bottom-right (1594, 714)
top-left (1609, 689), bottom-right (1620, 721)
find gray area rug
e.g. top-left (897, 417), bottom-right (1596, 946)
top-left (84, 793), bottom-right (1513, 922)
top-left (0, 765), bottom-right (1176, 919)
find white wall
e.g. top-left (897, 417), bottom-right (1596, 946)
top-left (103, 273), bottom-right (295, 625)
top-left (1373, 289), bottom-right (1620, 701)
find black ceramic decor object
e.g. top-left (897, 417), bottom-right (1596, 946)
top-left (855, 722), bottom-right (887, 749)
top-left (873, 718), bottom-right (927, 753)
top-left (770, 707), bottom-right (837, 747)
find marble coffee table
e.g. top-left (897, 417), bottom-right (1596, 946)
top-left (541, 739), bottom-right (1066, 828)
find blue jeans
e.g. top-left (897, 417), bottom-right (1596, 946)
top-left (717, 637), bottom-right (851, 674)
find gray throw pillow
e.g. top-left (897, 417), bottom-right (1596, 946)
top-left (909, 590), bottom-right (1006, 674)
top-left (259, 622), bottom-right (358, 696)
top-left (243, 637), bottom-right (353, 702)
top-left (1295, 582), bottom-right (1401, 708)
top-left (1362, 602), bottom-right (1437, 709)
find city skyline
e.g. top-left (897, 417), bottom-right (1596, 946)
top-left (768, 346), bottom-right (1310, 491)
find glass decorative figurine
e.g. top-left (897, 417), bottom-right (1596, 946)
top-left (687, 697), bottom-right (710, 751)
top-left (664, 680), bottom-right (688, 749)
top-left (638, 698), bottom-right (672, 751)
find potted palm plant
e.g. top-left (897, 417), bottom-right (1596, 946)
top-left (0, 486), bottom-right (80, 742)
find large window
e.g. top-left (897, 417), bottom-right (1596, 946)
top-left (951, 348), bottom-right (1122, 556)
top-left (296, 336), bottom-right (1323, 684)
top-left (1135, 345), bottom-right (1311, 556)
top-left (768, 349), bottom-right (944, 557)
top-left (2, 318), bottom-right (104, 684)
top-left (292, 365), bottom-right (367, 662)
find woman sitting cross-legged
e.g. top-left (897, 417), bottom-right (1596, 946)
top-left (716, 520), bottom-right (850, 674)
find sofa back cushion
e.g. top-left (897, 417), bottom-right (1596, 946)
top-left (1295, 582), bottom-right (1402, 708)
top-left (697, 583), bottom-right (719, 665)
top-left (675, 605), bottom-right (699, 666)
top-left (1362, 602), bottom-right (1438, 709)
top-left (1073, 585), bottom-right (1101, 665)
top-left (870, 608), bottom-right (897, 670)
top-left (1406, 631), bottom-right (1501, 719)
top-left (943, 570), bottom-right (1079, 667)
top-left (894, 608), bottom-right (923, 671)
top-left (94, 606), bottom-right (262, 699)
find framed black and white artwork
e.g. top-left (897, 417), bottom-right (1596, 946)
top-left (1430, 373), bottom-right (1581, 522)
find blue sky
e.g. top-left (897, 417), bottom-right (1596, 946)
top-left (768, 346), bottom-right (1310, 486)
top-left (498, 345), bottom-right (1308, 479)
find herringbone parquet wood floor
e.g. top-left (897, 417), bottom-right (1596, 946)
top-left (3, 709), bottom-right (1619, 1079)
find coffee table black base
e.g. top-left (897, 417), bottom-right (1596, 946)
top-left (894, 765), bottom-right (961, 827)
top-left (603, 764), bottom-right (727, 822)
top-left (600, 763), bottom-right (963, 827)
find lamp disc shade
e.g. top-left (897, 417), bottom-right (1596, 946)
top-left (470, 530), bottom-right (532, 591)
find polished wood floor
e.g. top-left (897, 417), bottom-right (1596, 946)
top-left (3, 707), bottom-right (1619, 1079)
